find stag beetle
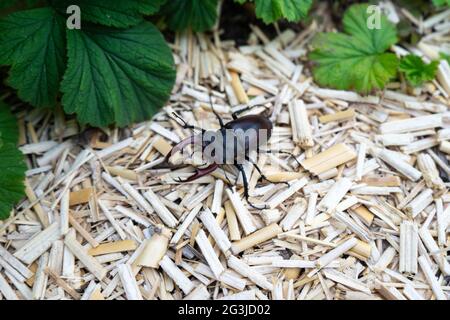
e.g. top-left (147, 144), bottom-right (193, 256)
top-left (156, 95), bottom-right (294, 209)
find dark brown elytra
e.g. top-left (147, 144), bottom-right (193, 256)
top-left (155, 95), bottom-right (295, 209)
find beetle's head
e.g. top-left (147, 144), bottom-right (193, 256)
top-left (155, 132), bottom-right (214, 169)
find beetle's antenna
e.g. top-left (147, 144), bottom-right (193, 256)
top-left (209, 93), bottom-right (225, 128)
top-left (171, 112), bottom-right (187, 126)
top-left (172, 112), bottom-right (206, 133)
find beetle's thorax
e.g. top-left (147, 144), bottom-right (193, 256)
top-left (199, 115), bottom-right (272, 165)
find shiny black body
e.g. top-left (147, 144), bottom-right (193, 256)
top-left (211, 115), bottom-right (273, 164)
top-left (223, 114), bottom-right (273, 136)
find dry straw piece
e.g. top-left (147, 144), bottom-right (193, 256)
top-left (1, 6), bottom-right (450, 300)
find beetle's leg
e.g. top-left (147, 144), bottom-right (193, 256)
top-left (263, 149), bottom-right (302, 167)
top-left (235, 164), bottom-right (267, 210)
top-left (209, 93), bottom-right (225, 128)
top-left (172, 112), bottom-right (206, 133)
top-left (221, 166), bottom-right (235, 186)
top-left (231, 104), bottom-right (271, 119)
top-left (174, 163), bottom-right (219, 183)
top-left (245, 155), bottom-right (290, 187)
top-left (279, 150), bottom-right (302, 167)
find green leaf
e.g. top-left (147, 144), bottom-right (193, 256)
top-left (399, 54), bottom-right (439, 86)
top-left (0, 142), bottom-right (26, 220)
top-left (0, 101), bottom-right (19, 145)
top-left (0, 104), bottom-right (25, 220)
top-left (432, 0), bottom-right (450, 7)
top-left (440, 52), bottom-right (450, 64)
top-left (235, 0), bottom-right (312, 23)
top-left (253, 0), bottom-right (312, 24)
top-left (309, 4), bottom-right (399, 94)
top-left (162, 0), bottom-right (218, 32)
top-left (0, 0), bottom-right (41, 11)
top-left (52, 0), bottom-right (167, 28)
top-left (0, 7), bottom-right (66, 108)
top-left (61, 22), bottom-right (176, 127)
